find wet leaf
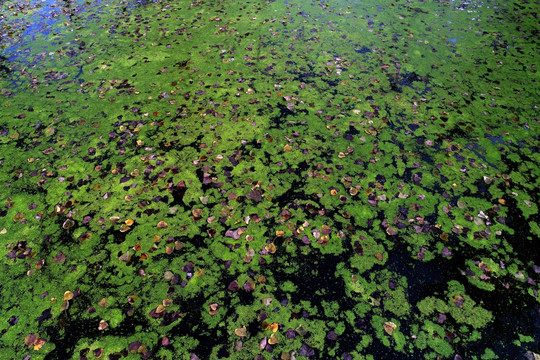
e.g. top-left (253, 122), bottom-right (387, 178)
top-left (234, 326), bottom-right (247, 337)
top-left (63, 291), bottom-right (74, 301)
top-left (295, 325), bottom-right (307, 336)
top-left (267, 322), bottom-right (279, 333)
top-left (25, 333), bottom-right (38, 347)
top-left (268, 333), bottom-right (279, 344)
top-left (208, 303), bottom-right (220, 315)
top-left (383, 321), bottom-right (396, 336)
top-left (33, 338), bottom-right (46, 351)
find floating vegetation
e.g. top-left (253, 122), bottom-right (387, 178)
top-left (0, 0), bottom-right (538, 359)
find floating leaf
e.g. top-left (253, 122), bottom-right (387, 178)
top-left (298, 343), bottom-right (315, 357)
top-left (79, 232), bottom-right (92, 242)
top-left (119, 251), bottom-right (131, 262)
top-left (452, 295), bottom-right (465, 308)
top-left (383, 321), bottom-right (396, 336)
top-left (234, 326), bottom-right (247, 337)
top-left (262, 297), bottom-right (272, 306)
top-left (98, 298), bottom-right (107, 308)
top-left (265, 242), bottom-right (276, 254)
top-left (33, 338), bottom-right (46, 351)
top-left (208, 303), bottom-right (220, 315)
top-left (267, 322), bottom-right (279, 333)
top-left (268, 333), bottom-right (279, 345)
top-left (295, 325), bottom-right (307, 336)
top-left (93, 348), bottom-right (104, 358)
top-left (63, 291), bottom-right (73, 301)
top-left (25, 333), bottom-right (38, 347)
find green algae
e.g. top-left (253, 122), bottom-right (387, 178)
top-left (0, 0), bottom-right (538, 359)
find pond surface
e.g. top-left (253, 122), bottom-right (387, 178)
top-left (0, 0), bottom-right (539, 359)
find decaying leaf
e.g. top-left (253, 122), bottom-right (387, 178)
top-left (383, 321), bottom-right (396, 336)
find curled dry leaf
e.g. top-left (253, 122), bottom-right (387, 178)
top-left (98, 298), bottom-right (107, 307)
top-left (295, 325), bottom-right (307, 336)
top-left (33, 338), bottom-right (46, 351)
top-left (25, 333), bottom-right (38, 347)
top-left (383, 321), bottom-right (396, 335)
top-left (63, 291), bottom-right (73, 301)
top-left (265, 242), bottom-right (276, 254)
top-left (268, 333), bottom-right (279, 345)
top-left (234, 326), bottom-right (247, 337)
top-left (262, 297), bottom-right (272, 306)
top-left (208, 302), bottom-right (220, 315)
top-left (119, 251), bottom-right (131, 262)
top-left (157, 220), bottom-right (168, 229)
top-left (62, 219), bottom-right (75, 229)
top-left (267, 322), bottom-right (279, 333)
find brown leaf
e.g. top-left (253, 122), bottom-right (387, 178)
top-left (25, 333), bottom-right (38, 347)
top-left (209, 302), bottom-right (220, 315)
top-left (452, 295), bottom-right (465, 308)
top-left (265, 242), bottom-right (276, 254)
top-left (33, 338), bottom-right (46, 351)
top-left (234, 326), bottom-right (247, 337)
top-left (383, 321), bottom-right (396, 335)
top-left (60, 300), bottom-right (70, 311)
top-left (267, 322), bottom-right (279, 333)
top-left (268, 333), bottom-right (279, 344)
top-left (157, 220), bottom-right (168, 229)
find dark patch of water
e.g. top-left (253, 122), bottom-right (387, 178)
top-left (269, 103), bottom-right (309, 129)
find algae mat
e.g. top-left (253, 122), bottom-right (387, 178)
top-left (0, 0), bottom-right (539, 359)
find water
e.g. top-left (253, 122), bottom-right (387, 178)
top-left (0, 0), bottom-right (538, 359)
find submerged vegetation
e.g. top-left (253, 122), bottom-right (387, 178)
top-left (0, 0), bottom-right (538, 359)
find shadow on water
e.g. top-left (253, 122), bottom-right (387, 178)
top-left (0, 55), bottom-right (10, 74)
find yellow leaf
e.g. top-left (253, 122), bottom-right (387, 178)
top-left (268, 333), bottom-right (279, 344)
top-left (267, 322), bottom-right (279, 332)
top-left (63, 291), bottom-right (73, 301)
top-left (383, 322), bottom-right (396, 335)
